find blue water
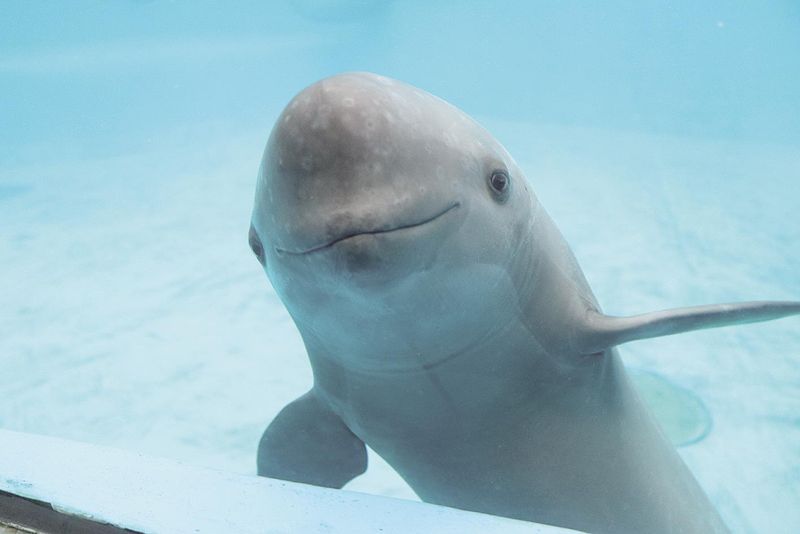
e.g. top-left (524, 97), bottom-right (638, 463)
top-left (1, 2), bottom-right (798, 532)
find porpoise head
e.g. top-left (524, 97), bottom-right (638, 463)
top-left (249, 72), bottom-right (537, 369)
top-left (249, 72), bottom-right (800, 374)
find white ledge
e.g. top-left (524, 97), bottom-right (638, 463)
top-left (0, 429), bottom-right (580, 534)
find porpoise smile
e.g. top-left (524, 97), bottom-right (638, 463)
top-left (275, 201), bottom-right (461, 256)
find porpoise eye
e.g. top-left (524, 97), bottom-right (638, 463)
top-left (248, 225), bottom-right (266, 266)
top-left (488, 170), bottom-right (511, 202)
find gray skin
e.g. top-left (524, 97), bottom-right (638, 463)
top-left (249, 72), bottom-right (800, 534)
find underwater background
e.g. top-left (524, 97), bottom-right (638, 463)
top-left (1, 1), bottom-right (798, 532)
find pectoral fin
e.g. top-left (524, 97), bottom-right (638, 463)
top-left (578, 301), bottom-right (800, 354)
top-left (257, 390), bottom-right (367, 488)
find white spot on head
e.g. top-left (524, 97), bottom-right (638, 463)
top-left (342, 97), bottom-right (355, 107)
top-left (442, 131), bottom-right (456, 147)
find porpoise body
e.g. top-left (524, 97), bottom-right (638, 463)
top-left (249, 72), bottom-right (799, 533)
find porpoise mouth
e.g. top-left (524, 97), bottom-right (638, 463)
top-left (276, 202), bottom-right (461, 255)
